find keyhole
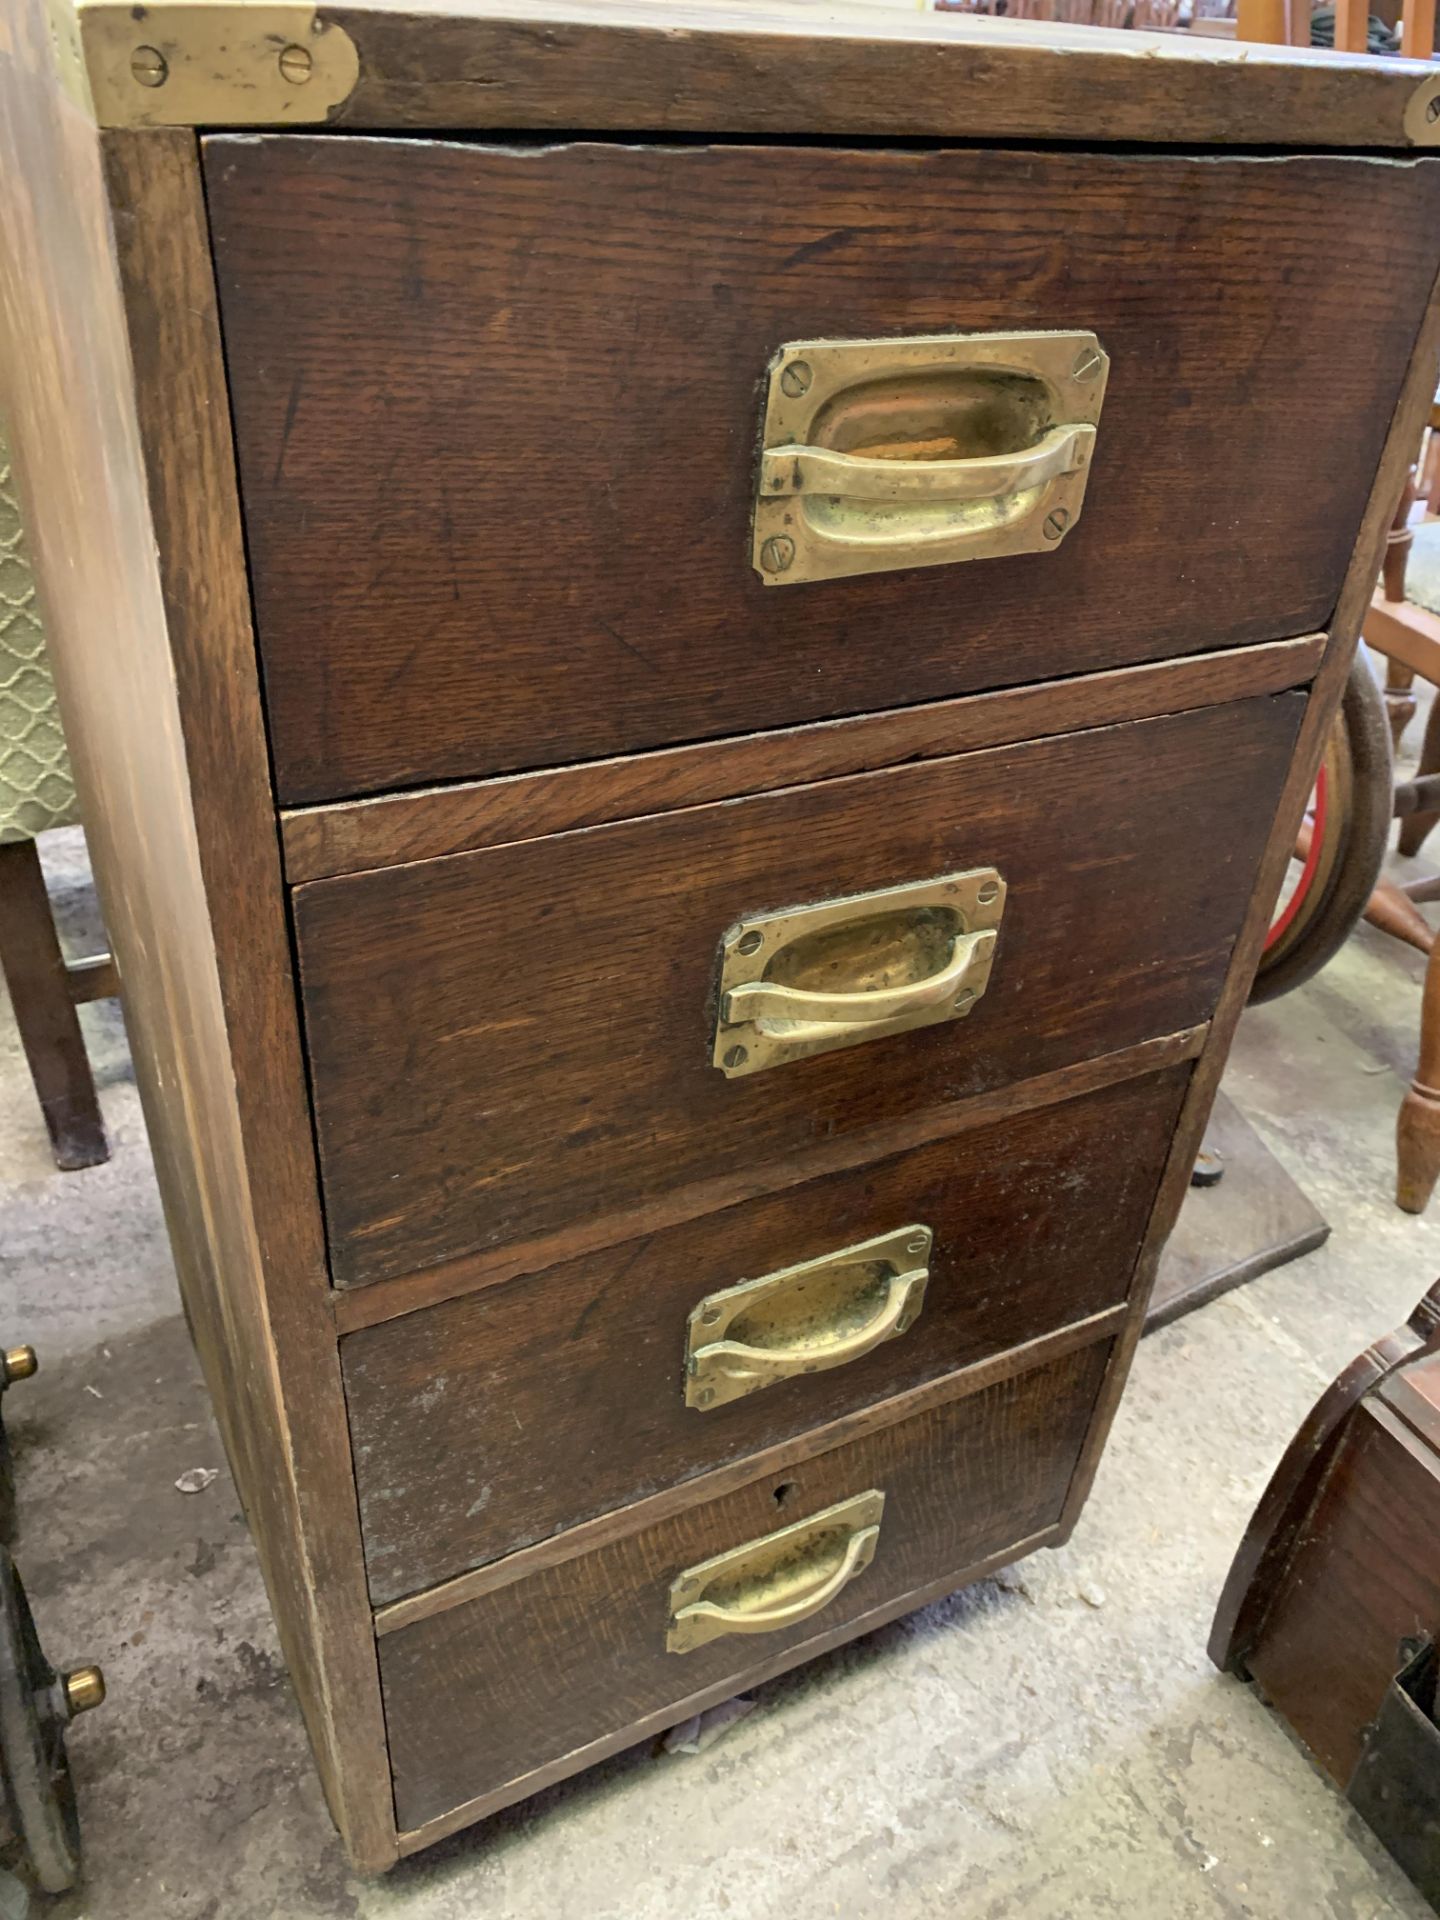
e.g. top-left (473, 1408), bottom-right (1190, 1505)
top-left (773, 1481), bottom-right (797, 1509)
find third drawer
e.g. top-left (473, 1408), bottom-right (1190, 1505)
top-left (344, 1064), bottom-right (1188, 1604)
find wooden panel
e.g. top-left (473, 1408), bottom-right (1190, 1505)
top-left (1247, 1402), bottom-right (1440, 1784)
top-left (302, 1), bottom-right (1440, 150)
top-left (296, 693), bottom-right (1302, 1288)
top-left (1058, 260), bottom-right (1440, 1549)
top-left (0, 12), bottom-right (397, 1870)
top-left (281, 635), bottom-right (1326, 883)
top-left (345, 1066), bottom-right (1188, 1602)
top-left (380, 1336), bottom-right (1109, 1832)
top-left (205, 137), bottom-right (1439, 803)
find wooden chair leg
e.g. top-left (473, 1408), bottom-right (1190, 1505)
top-left (0, 838), bottom-right (108, 1169)
top-left (1399, 688), bottom-right (1440, 858)
top-left (1399, 934), bottom-right (1440, 1213)
top-left (1384, 655), bottom-right (1419, 756)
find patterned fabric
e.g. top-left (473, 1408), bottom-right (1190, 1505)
top-left (0, 425), bottom-right (78, 843)
top-left (1407, 518), bottom-right (1440, 624)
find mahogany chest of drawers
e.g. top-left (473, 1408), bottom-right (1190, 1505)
top-left (5, 0), bottom-right (1440, 1870)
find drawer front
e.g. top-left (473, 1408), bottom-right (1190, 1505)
top-left (380, 1337), bottom-right (1109, 1832)
top-left (203, 137), bottom-right (1439, 804)
top-left (296, 693), bottom-right (1300, 1287)
top-left (345, 1066), bottom-right (1187, 1603)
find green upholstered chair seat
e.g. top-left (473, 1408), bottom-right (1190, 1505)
top-left (1404, 518), bottom-right (1440, 624)
top-left (1, 428), bottom-right (78, 845)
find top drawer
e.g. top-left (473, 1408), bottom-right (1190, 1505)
top-left (203, 137), bottom-right (1440, 805)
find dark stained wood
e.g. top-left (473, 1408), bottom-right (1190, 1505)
top-left (374, 1307), bottom-right (1125, 1634)
top-left (0, 837), bottom-right (108, 1169)
top-left (1145, 1092), bottom-right (1328, 1332)
top-left (0, 14), bottom-right (397, 1861)
top-left (1058, 259), bottom-right (1440, 1541)
top-left (332, 1028), bottom-right (1206, 1334)
top-left (203, 136), bottom-right (1439, 803)
top-left (1210, 1281), bottom-right (1440, 1677)
top-left (345, 1066), bottom-right (1188, 1602)
top-left (282, 634), bottom-right (1326, 883)
top-left (1244, 1400), bottom-right (1440, 1785)
top-left (311, 1), bottom-right (1439, 150)
top-left (380, 1335), bottom-right (1110, 1832)
top-left (395, 1519), bottom-right (1062, 1856)
top-left (297, 695), bottom-right (1301, 1288)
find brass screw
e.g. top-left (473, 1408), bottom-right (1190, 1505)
top-left (906, 1234), bottom-right (928, 1256)
top-left (1072, 346), bottom-right (1104, 381)
top-left (62, 1666), bottom-right (106, 1717)
top-left (723, 1045), bottom-right (748, 1070)
top-left (954, 988), bottom-right (976, 1012)
top-left (130, 45), bottom-right (168, 88)
top-left (1043, 508), bottom-right (1070, 541)
top-left (780, 360), bottom-right (812, 398)
top-left (977, 879), bottom-right (1000, 906)
top-left (760, 535), bottom-right (795, 575)
top-left (1428, 94), bottom-right (1440, 123)
top-left (737, 929), bottom-right (763, 956)
top-left (2, 1348), bottom-right (36, 1383)
top-left (698, 1389), bottom-right (715, 1407)
top-left (701, 1305), bottom-right (722, 1325)
top-left (279, 43), bottom-right (314, 84)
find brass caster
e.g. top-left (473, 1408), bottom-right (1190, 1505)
top-left (0, 1354), bottom-right (35, 1387)
top-left (61, 1668), bottom-right (105, 1718)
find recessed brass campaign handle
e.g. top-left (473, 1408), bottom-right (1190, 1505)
top-left (724, 930), bottom-right (995, 1041)
top-left (686, 1225), bottom-right (932, 1410)
top-left (752, 330), bottom-right (1108, 586)
top-left (758, 422), bottom-right (1094, 508)
top-left (667, 1490), bottom-right (885, 1653)
top-left (714, 868), bottom-right (1006, 1077)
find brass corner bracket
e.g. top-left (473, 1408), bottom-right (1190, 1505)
top-left (75, 1), bottom-right (359, 128)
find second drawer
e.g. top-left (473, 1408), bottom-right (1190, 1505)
top-left (344, 1064), bottom-right (1188, 1603)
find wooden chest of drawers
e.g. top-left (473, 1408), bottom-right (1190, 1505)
top-left (6, 0), bottom-right (1440, 1871)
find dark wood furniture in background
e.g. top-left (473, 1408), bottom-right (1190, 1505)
top-left (0, 840), bottom-right (115, 1170)
top-left (5, 0), bottom-right (1440, 1872)
top-left (1211, 1281), bottom-right (1440, 1899)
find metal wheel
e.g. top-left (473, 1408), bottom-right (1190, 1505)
top-left (1250, 653), bottom-right (1393, 1004)
top-left (0, 1550), bottom-right (103, 1895)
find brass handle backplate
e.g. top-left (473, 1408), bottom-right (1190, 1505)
top-left (666, 1490), bottom-right (885, 1653)
top-left (752, 330), bottom-right (1108, 586)
top-left (713, 867), bottom-right (1005, 1078)
top-left (685, 1225), bottom-right (932, 1411)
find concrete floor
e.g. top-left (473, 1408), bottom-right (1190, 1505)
top-left (5, 795), bottom-right (1440, 1918)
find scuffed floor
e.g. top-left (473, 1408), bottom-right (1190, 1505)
top-left (4, 817), bottom-right (1440, 1920)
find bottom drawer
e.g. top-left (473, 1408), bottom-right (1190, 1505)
top-left (380, 1335), bottom-right (1111, 1834)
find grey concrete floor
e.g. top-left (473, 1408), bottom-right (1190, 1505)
top-left (5, 774), bottom-right (1440, 1917)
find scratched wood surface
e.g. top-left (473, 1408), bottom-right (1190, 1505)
top-left (379, 1335), bottom-right (1109, 1831)
top-left (205, 138), bottom-right (1439, 802)
top-left (344, 1065), bottom-right (1188, 1601)
top-left (314, 0), bottom-right (1440, 147)
top-left (296, 694), bottom-right (1301, 1287)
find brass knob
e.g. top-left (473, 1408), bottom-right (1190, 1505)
top-left (61, 1666), bottom-right (105, 1716)
top-left (2, 1348), bottom-right (36, 1383)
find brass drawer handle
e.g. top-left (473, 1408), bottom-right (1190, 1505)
top-left (685, 1225), bottom-right (932, 1411)
top-left (752, 329), bottom-right (1108, 586)
top-left (713, 868), bottom-right (1005, 1077)
top-left (758, 422), bottom-right (1093, 508)
top-left (667, 1490), bottom-right (884, 1653)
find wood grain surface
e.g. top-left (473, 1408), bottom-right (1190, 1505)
top-left (0, 24), bottom-right (397, 1868)
top-left (1245, 1400), bottom-right (1440, 1785)
top-left (296, 694), bottom-right (1301, 1288)
top-left (1059, 249), bottom-right (1440, 1544)
top-left (282, 635), bottom-right (1326, 882)
top-left (344, 1065), bottom-right (1187, 1602)
top-left (307, 1), bottom-right (1440, 150)
top-left (205, 137), bottom-right (1438, 802)
top-left (379, 1335), bottom-right (1109, 1831)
